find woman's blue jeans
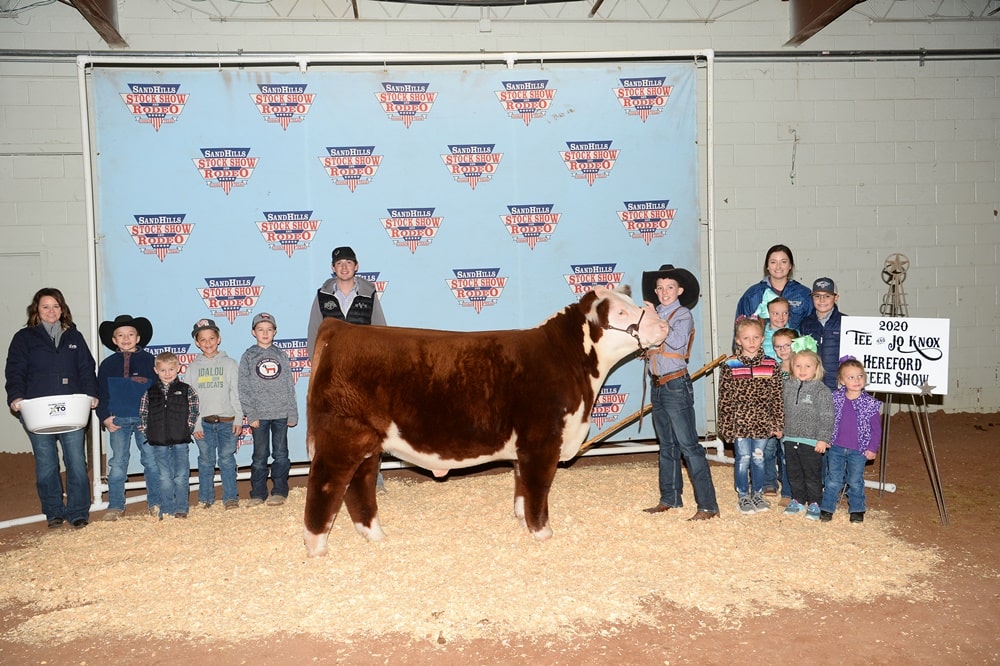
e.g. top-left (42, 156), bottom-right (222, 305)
top-left (196, 421), bottom-right (239, 504)
top-left (25, 425), bottom-right (90, 523)
top-left (733, 437), bottom-right (768, 497)
top-left (106, 416), bottom-right (161, 511)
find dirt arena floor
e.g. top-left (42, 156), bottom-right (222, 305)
top-left (0, 410), bottom-right (997, 665)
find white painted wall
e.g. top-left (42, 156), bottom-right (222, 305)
top-left (1, 1), bottom-right (997, 452)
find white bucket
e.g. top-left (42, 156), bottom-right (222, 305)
top-left (19, 394), bottom-right (93, 434)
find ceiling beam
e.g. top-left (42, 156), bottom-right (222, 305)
top-left (68, 0), bottom-right (128, 48)
top-left (785, 0), bottom-right (863, 47)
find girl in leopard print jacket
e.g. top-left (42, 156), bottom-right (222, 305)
top-left (717, 317), bottom-right (784, 513)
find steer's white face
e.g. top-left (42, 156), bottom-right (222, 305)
top-left (600, 288), bottom-right (669, 349)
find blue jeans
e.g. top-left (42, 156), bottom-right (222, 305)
top-left (651, 376), bottom-right (718, 512)
top-left (821, 445), bottom-right (868, 514)
top-left (733, 437), bottom-right (768, 497)
top-left (776, 439), bottom-right (792, 499)
top-left (106, 416), bottom-right (161, 511)
top-left (153, 443), bottom-right (190, 516)
top-left (25, 425), bottom-right (91, 523)
top-left (762, 436), bottom-right (779, 492)
top-left (196, 421), bottom-right (239, 503)
top-left (250, 418), bottom-right (289, 500)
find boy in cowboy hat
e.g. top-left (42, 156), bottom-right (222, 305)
top-left (640, 265), bottom-right (720, 521)
top-left (96, 314), bottom-right (160, 519)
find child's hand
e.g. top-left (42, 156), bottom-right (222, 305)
top-left (774, 430), bottom-right (783, 439)
top-left (104, 416), bottom-right (120, 432)
top-left (231, 423), bottom-right (242, 435)
top-left (193, 430), bottom-right (204, 440)
top-left (815, 441), bottom-right (830, 453)
top-left (249, 420), bottom-right (259, 428)
top-left (864, 450), bottom-right (877, 461)
top-left (288, 421), bottom-right (297, 428)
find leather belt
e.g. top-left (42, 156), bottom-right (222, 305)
top-left (202, 415), bottom-right (236, 424)
top-left (650, 369), bottom-right (688, 386)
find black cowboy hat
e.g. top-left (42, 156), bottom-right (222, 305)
top-left (641, 264), bottom-right (700, 310)
top-left (99, 314), bottom-right (153, 351)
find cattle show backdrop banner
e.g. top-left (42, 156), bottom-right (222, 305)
top-left (89, 59), bottom-right (703, 471)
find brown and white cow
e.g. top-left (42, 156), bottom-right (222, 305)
top-left (303, 287), bottom-right (668, 557)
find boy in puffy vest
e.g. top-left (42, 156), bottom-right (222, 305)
top-left (140, 351), bottom-right (199, 519)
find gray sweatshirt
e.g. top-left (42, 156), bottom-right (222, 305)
top-left (782, 378), bottom-right (835, 444)
top-left (186, 350), bottom-right (243, 433)
top-left (238, 344), bottom-right (298, 425)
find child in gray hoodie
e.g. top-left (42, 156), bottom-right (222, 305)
top-left (188, 318), bottom-right (243, 510)
top-left (781, 339), bottom-right (835, 520)
top-left (238, 313), bottom-right (298, 507)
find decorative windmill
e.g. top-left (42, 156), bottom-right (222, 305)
top-left (880, 252), bottom-right (910, 318)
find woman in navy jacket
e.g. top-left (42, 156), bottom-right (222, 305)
top-left (5, 288), bottom-right (99, 529)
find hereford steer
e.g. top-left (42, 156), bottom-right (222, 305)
top-left (303, 287), bottom-right (668, 557)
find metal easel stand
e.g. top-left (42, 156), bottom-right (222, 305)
top-left (873, 252), bottom-right (949, 524)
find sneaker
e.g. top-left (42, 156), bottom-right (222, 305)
top-left (804, 502), bottom-right (821, 521)
top-left (751, 492), bottom-right (771, 513)
top-left (103, 509), bottom-right (123, 522)
top-left (762, 487), bottom-right (778, 497)
top-left (224, 499), bottom-right (240, 510)
top-left (174, 512), bottom-right (188, 519)
top-left (737, 495), bottom-right (755, 515)
top-left (246, 497), bottom-right (265, 507)
top-left (198, 501), bottom-right (213, 510)
top-left (46, 517), bottom-right (65, 529)
top-left (266, 495), bottom-right (286, 506)
top-left (850, 511), bottom-right (865, 523)
top-left (148, 506), bottom-right (160, 517)
top-left (783, 499), bottom-right (805, 515)
top-left (71, 518), bottom-right (89, 529)
top-left (820, 510), bottom-right (834, 522)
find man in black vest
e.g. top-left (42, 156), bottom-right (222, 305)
top-left (306, 246), bottom-right (387, 357)
top-left (306, 246), bottom-right (389, 492)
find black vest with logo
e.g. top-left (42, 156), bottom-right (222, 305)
top-left (145, 380), bottom-right (192, 445)
top-left (316, 289), bottom-right (375, 326)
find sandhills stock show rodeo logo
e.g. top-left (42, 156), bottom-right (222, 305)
top-left (501, 204), bottom-right (560, 250)
top-left (357, 271), bottom-right (387, 302)
top-left (560, 140), bottom-right (619, 186)
top-left (320, 146), bottom-right (383, 192)
top-left (494, 79), bottom-right (556, 126)
top-left (256, 210), bottom-right (321, 258)
top-left (120, 83), bottom-right (189, 131)
top-left (618, 199), bottom-right (676, 245)
top-left (376, 82), bottom-right (437, 128)
top-left (251, 83), bottom-right (315, 130)
top-left (274, 338), bottom-right (311, 384)
top-left (381, 207), bottom-right (443, 253)
top-left (614, 77), bottom-right (673, 122)
top-left (198, 276), bottom-right (263, 325)
top-left (127, 213), bottom-right (193, 261)
top-left (448, 268), bottom-right (507, 314)
top-left (145, 344), bottom-right (198, 378)
top-left (193, 148), bottom-right (259, 195)
top-left (441, 144), bottom-right (503, 190)
top-left (591, 385), bottom-right (629, 430)
top-left (564, 263), bottom-right (625, 295)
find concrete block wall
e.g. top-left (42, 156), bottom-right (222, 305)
top-left (0, 1), bottom-right (997, 455)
